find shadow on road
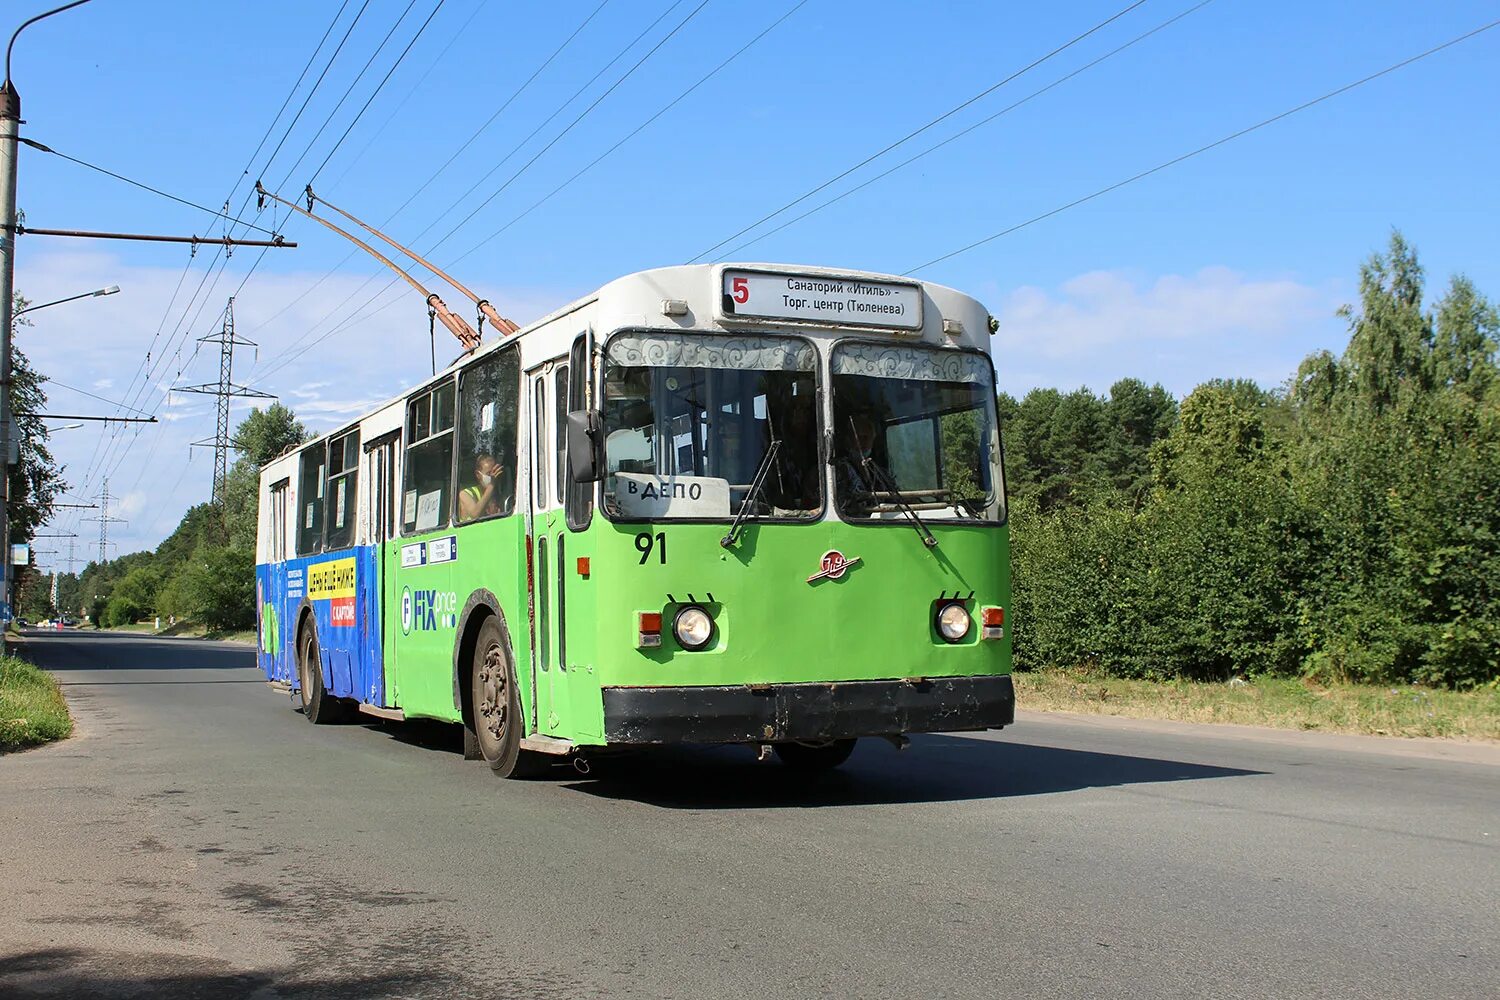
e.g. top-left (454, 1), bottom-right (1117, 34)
top-left (558, 732), bottom-right (1264, 808)
top-left (0, 946), bottom-right (457, 1000)
top-left (18, 630), bottom-right (256, 672)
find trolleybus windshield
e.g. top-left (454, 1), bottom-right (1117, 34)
top-left (831, 342), bottom-right (1004, 523)
top-left (601, 332), bottom-right (820, 521)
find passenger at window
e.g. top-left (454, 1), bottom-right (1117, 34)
top-left (458, 453), bottom-right (504, 522)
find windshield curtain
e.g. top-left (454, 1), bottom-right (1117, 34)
top-left (831, 342), bottom-right (1004, 522)
top-left (602, 332), bottom-right (820, 520)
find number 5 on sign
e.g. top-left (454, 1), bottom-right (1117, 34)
top-left (731, 276), bottom-right (749, 304)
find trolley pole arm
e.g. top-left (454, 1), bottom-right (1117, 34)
top-left (255, 182), bottom-right (480, 351)
top-left (308, 187), bottom-right (519, 336)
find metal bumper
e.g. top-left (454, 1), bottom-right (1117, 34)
top-left (601, 674), bottom-right (1015, 745)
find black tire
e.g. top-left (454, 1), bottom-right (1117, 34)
top-left (297, 618), bottom-right (349, 724)
top-left (774, 738), bottom-right (858, 771)
top-left (469, 616), bottom-right (548, 778)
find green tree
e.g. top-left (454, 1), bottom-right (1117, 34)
top-left (8, 293), bottom-right (68, 547)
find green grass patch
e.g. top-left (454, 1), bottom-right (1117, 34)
top-left (0, 654), bottom-right (72, 751)
top-left (1014, 668), bottom-right (1500, 741)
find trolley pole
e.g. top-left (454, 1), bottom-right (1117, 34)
top-left (0, 78), bottom-right (21, 612)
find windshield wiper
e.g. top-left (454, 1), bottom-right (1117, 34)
top-left (721, 439), bottom-right (781, 548)
top-left (859, 454), bottom-right (938, 549)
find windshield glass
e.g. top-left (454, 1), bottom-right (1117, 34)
top-left (602, 332), bottom-right (821, 520)
top-left (831, 342), bottom-right (1004, 522)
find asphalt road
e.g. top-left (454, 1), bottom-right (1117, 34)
top-left (2, 630), bottom-right (1496, 999)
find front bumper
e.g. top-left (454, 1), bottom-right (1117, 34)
top-left (601, 674), bottom-right (1014, 745)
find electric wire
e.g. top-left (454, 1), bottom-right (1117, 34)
top-left (40, 378), bottom-right (155, 416)
top-left (271, 0), bottom-right (424, 191)
top-left (305, 0), bottom-right (449, 185)
top-left (371, 0), bottom-right (612, 227)
top-left (904, 17), bottom-right (1500, 274)
top-left (323, 0), bottom-right (490, 191)
top-left (244, 1), bottom-right (697, 383)
top-left (685, 0), bottom-right (1149, 264)
top-left (240, 0), bottom-right (609, 347)
top-left (84, 1), bottom-right (388, 504)
top-left (447, 0), bottom-right (812, 269)
top-left (224, 0), bottom-right (355, 203)
top-left (17, 138), bottom-right (280, 236)
top-left (48, 4), bottom-right (367, 541)
top-left (719, 0), bottom-right (1215, 260)
top-left (424, 0), bottom-right (712, 255)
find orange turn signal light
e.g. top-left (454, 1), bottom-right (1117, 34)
top-left (981, 606), bottom-right (1005, 640)
top-left (637, 611), bottom-right (662, 649)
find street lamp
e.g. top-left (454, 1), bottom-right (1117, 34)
top-left (13, 284), bottom-right (119, 322)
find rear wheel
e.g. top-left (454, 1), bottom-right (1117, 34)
top-left (470, 617), bottom-right (547, 779)
top-left (774, 738), bottom-right (858, 771)
top-left (297, 619), bottom-right (349, 724)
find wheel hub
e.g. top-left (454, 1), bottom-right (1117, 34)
top-left (477, 645), bottom-right (507, 740)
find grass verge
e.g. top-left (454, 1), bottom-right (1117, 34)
top-left (0, 653), bottom-right (72, 751)
top-left (1014, 669), bottom-right (1500, 742)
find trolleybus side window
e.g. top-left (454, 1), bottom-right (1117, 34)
top-left (554, 364), bottom-right (568, 504)
top-left (402, 379), bottom-right (456, 534)
top-left (268, 479), bottom-right (289, 562)
top-left (533, 375), bottom-right (548, 510)
top-left (324, 427), bottom-right (360, 550)
top-left (296, 441), bottom-right (327, 555)
top-left (565, 334), bottom-right (593, 530)
top-left (456, 346), bottom-right (520, 524)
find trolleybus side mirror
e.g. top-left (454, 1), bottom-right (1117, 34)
top-left (567, 409), bottom-right (605, 483)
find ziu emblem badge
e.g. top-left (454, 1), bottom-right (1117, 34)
top-left (806, 549), bottom-right (861, 583)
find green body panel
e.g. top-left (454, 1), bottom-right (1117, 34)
top-left (382, 516), bottom-right (531, 725)
top-left (383, 510), bottom-right (1011, 748)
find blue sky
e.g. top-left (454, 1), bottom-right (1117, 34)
top-left (11, 0), bottom-right (1499, 561)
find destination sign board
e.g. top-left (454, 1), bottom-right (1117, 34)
top-left (721, 269), bottom-right (923, 331)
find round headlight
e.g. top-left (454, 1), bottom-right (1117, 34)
top-left (936, 603), bottom-right (971, 642)
top-left (673, 606), bottom-right (714, 650)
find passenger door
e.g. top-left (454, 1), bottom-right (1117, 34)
top-left (526, 359), bottom-right (570, 736)
top-left (366, 433), bottom-right (398, 706)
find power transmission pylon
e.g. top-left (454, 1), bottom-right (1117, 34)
top-left (177, 297), bottom-right (275, 506)
top-left (83, 478), bottom-right (126, 566)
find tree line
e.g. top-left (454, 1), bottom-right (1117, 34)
top-left (1005, 233), bottom-right (1498, 689)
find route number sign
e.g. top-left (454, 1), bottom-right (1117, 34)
top-left (721, 269), bottom-right (923, 331)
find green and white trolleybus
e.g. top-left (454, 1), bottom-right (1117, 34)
top-left (255, 263), bottom-right (1014, 777)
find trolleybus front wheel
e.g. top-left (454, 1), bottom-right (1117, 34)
top-left (470, 617), bottom-right (547, 779)
top-left (774, 739), bottom-right (858, 771)
top-left (297, 619), bottom-right (350, 725)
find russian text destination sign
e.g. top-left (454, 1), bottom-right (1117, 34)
top-left (721, 269), bottom-right (923, 331)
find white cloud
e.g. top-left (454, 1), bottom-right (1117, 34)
top-left (992, 266), bottom-right (1346, 396)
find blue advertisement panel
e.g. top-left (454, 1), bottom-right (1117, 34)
top-left (256, 544), bottom-right (385, 707)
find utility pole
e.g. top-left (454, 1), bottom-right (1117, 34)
top-left (1, 73), bottom-right (21, 613)
top-left (83, 478), bottom-right (124, 565)
top-left (178, 297), bottom-right (273, 506)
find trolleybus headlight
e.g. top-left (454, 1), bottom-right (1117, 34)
top-left (936, 603), bottom-right (971, 643)
top-left (673, 606), bottom-right (714, 651)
